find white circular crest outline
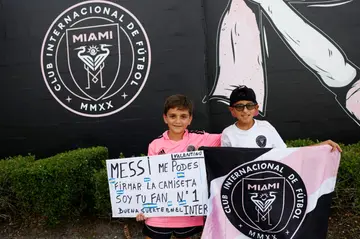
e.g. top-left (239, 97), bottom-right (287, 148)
top-left (221, 160), bottom-right (308, 239)
top-left (40, 0), bottom-right (151, 117)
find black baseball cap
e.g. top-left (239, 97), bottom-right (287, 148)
top-left (229, 85), bottom-right (257, 106)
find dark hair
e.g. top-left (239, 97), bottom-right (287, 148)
top-left (229, 85), bottom-right (257, 106)
top-left (163, 94), bottom-right (193, 116)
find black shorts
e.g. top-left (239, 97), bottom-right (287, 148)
top-left (142, 224), bottom-right (202, 239)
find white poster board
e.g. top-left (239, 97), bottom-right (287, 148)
top-left (106, 151), bottom-right (209, 217)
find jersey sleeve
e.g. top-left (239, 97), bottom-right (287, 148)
top-left (221, 132), bottom-right (232, 147)
top-left (147, 141), bottom-right (157, 156)
top-left (269, 124), bottom-right (287, 148)
top-left (203, 133), bottom-right (221, 147)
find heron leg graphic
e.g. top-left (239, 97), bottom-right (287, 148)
top-left (268, 206), bottom-right (272, 226)
top-left (100, 63), bottom-right (106, 88)
top-left (85, 65), bottom-right (91, 89)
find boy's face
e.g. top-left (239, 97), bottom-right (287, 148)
top-left (229, 100), bottom-right (258, 124)
top-left (163, 108), bottom-right (192, 135)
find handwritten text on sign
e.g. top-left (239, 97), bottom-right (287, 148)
top-left (106, 151), bottom-right (208, 217)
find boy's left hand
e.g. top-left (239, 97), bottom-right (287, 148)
top-left (317, 140), bottom-right (342, 153)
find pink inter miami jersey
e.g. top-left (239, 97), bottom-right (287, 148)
top-left (145, 129), bottom-right (221, 228)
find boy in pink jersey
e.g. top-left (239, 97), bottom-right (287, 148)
top-left (136, 94), bottom-right (221, 239)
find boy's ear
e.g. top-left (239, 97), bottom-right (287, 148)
top-left (189, 115), bottom-right (193, 125)
top-left (253, 104), bottom-right (259, 117)
top-left (163, 114), bottom-right (168, 124)
top-left (229, 107), bottom-right (237, 118)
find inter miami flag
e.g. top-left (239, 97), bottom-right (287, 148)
top-left (200, 146), bottom-right (341, 239)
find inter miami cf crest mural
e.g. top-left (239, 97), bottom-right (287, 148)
top-left (200, 146), bottom-right (340, 239)
top-left (40, 0), bottom-right (151, 117)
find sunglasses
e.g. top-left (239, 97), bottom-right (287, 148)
top-left (232, 103), bottom-right (257, 111)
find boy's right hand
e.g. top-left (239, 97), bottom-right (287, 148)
top-left (136, 213), bottom-right (147, 222)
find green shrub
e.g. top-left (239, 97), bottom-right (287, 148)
top-left (9, 147), bottom-right (108, 225)
top-left (81, 146), bottom-right (109, 171)
top-left (0, 155), bottom-right (35, 221)
top-left (94, 168), bottom-right (111, 217)
top-left (332, 143), bottom-right (360, 212)
top-left (285, 138), bottom-right (317, 147)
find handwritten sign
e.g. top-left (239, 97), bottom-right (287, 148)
top-left (106, 151), bottom-right (209, 217)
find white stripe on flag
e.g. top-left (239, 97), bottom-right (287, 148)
top-left (306, 176), bottom-right (337, 213)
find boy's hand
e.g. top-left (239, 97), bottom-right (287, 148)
top-left (136, 213), bottom-right (147, 222)
top-left (317, 140), bottom-right (342, 153)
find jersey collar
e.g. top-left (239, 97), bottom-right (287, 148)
top-left (163, 129), bottom-right (189, 140)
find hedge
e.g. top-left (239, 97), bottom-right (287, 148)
top-left (331, 142), bottom-right (360, 212)
top-left (93, 168), bottom-right (111, 217)
top-left (0, 155), bottom-right (35, 220)
top-left (1, 141), bottom-right (359, 225)
top-left (1, 147), bottom-right (108, 225)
